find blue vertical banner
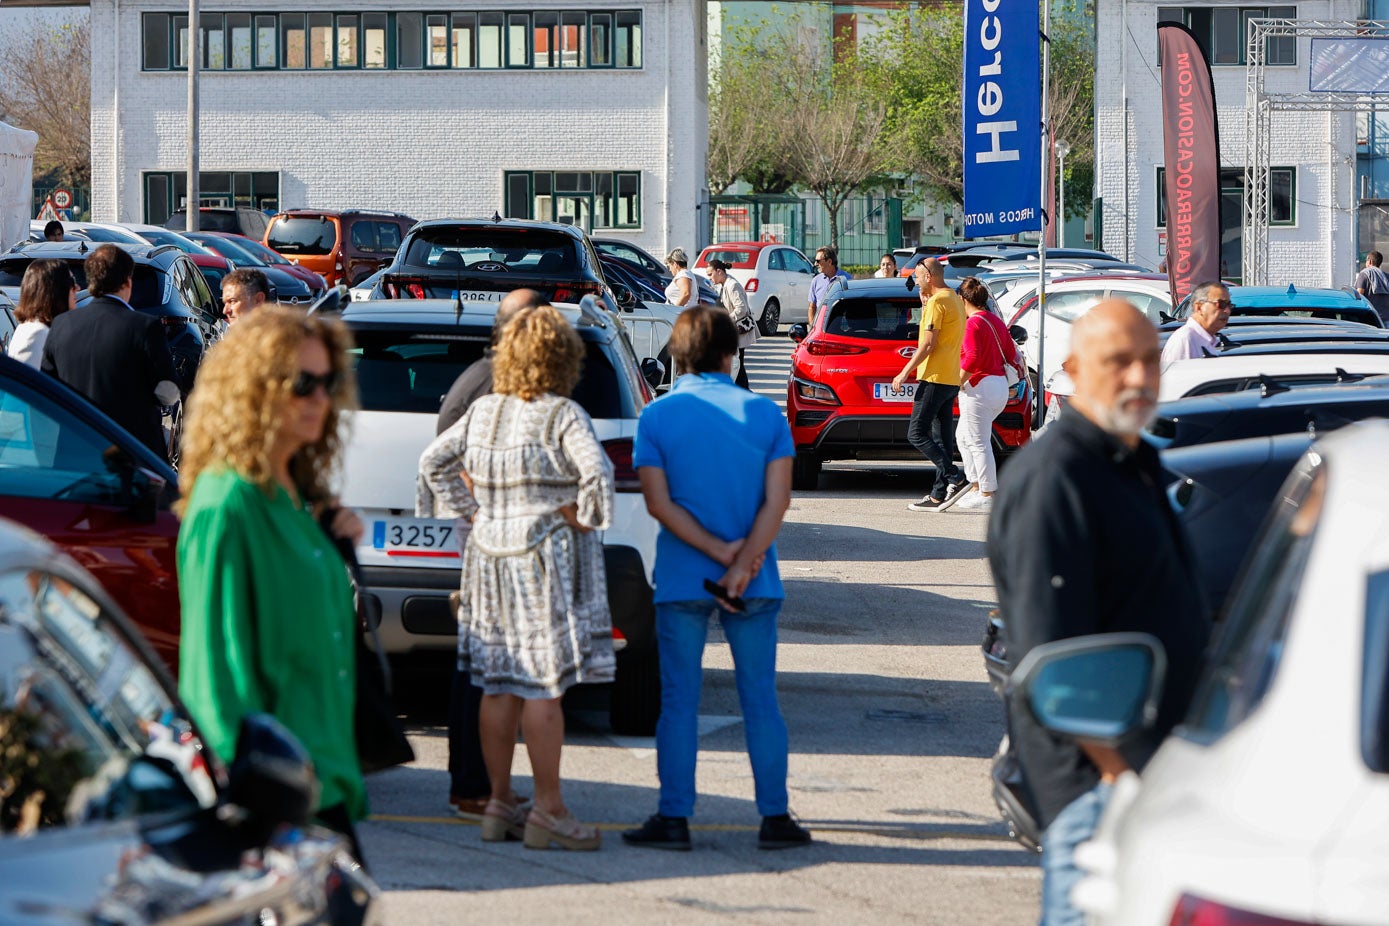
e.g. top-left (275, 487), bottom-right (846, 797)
top-left (962, 0), bottom-right (1042, 237)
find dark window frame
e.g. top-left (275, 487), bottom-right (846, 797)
top-left (1157, 5), bottom-right (1297, 67)
top-left (503, 170), bottom-right (642, 230)
top-left (1156, 166), bottom-right (1296, 227)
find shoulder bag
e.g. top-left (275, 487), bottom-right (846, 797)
top-left (983, 314), bottom-right (1023, 387)
top-left (319, 511), bottom-right (417, 775)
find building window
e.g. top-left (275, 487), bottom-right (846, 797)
top-left (504, 171), bottom-right (642, 230)
top-left (143, 11), bottom-right (643, 72)
top-left (1156, 167), bottom-right (1296, 226)
top-left (1157, 6), bottom-right (1296, 66)
top-left (142, 171), bottom-right (280, 225)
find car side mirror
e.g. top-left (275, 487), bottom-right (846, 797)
top-left (789, 323), bottom-right (809, 343)
top-left (1006, 633), bottom-right (1166, 747)
top-left (1159, 311), bottom-right (1175, 324)
top-left (1009, 325), bottom-right (1028, 345)
top-left (613, 285), bottom-right (637, 311)
top-left (308, 285), bottom-right (349, 315)
top-left (641, 357), bottom-right (666, 388)
top-left (227, 713), bottom-right (319, 836)
top-left (103, 448), bottom-right (166, 523)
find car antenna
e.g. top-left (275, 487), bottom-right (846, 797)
top-left (1287, 283), bottom-right (1297, 296)
top-left (1258, 374), bottom-right (1290, 399)
top-left (1334, 367), bottom-right (1366, 384)
top-left (491, 211), bottom-right (501, 223)
top-left (77, 239), bottom-right (88, 254)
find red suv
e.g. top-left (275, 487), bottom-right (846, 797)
top-left (786, 277), bottom-right (1032, 489)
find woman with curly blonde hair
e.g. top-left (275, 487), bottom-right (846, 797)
top-left (175, 305), bottom-right (370, 861)
top-left (418, 302), bottom-right (615, 851)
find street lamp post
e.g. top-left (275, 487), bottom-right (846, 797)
top-left (1055, 139), bottom-right (1071, 249)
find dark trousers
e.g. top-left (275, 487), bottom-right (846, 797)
top-left (907, 381), bottom-right (962, 499)
top-left (448, 665), bottom-right (491, 799)
top-left (316, 803), bottom-right (367, 871)
top-left (735, 349), bottom-right (751, 390)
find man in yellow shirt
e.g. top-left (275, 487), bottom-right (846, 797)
top-left (891, 258), bottom-right (967, 511)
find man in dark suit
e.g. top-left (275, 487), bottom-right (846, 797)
top-left (42, 244), bottom-right (180, 462)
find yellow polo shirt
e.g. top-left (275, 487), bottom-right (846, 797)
top-left (916, 289), bottom-right (966, 384)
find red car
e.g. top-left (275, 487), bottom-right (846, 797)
top-left (0, 354), bottom-right (182, 672)
top-left (786, 277), bottom-right (1032, 489)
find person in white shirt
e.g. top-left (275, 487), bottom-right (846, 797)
top-left (1161, 281), bottom-right (1231, 364)
top-left (7, 259), bottom-right (76, 368)
top-left (874, 253), bottom-right (898, 278)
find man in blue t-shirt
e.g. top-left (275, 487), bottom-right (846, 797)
top-left (808, 245), bottom-right (852, 326)
top-left (623, 306), bottom-right (810, 852)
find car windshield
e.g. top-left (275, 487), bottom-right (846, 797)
top-left (192, 235), bottom-right (265, 266)
top-left (401, 228), bottom-right (577, 274)
top-left (267, 217), bottom-right (338, 255)
top-left (168, 211), bottom-right (238, 233)
top-left (348, 327), bottom-right (637, 419)
top-left (823, 298), bottom-right (921, 340)
top-left (140, 230), bottom-right (212, 255)
top-left (233, 237), bottom-right (293, 265)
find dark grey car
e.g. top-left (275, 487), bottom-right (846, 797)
top-left (0, 518), bottom-right (380, 924)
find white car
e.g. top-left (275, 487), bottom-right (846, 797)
top-left (1010, 274), bottom-right (1173, 388)
top-left (337, 298), bottom-right (661, 735)
top-left (1026, 420), bottom-right (1389, 925)
top-left (28, 220), bottom-right (146, 245)
top-left (693, 241), bottom-right (816, 335)
top-left (1159, 350), bottom-right (1389, 402)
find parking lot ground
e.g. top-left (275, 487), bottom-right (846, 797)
top-left (363, 335), bottom-right (1041, 924)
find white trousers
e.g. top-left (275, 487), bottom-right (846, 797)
top-left (956, 375), bottom-right (1009, 493)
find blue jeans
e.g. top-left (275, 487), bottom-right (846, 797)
top-left (655, 598), bottom-right (789, 818)
top-left (1039, 782), bottom-right (1112, 926)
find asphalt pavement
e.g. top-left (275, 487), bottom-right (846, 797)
top-left (361, 333), bottom-right (1040, 924)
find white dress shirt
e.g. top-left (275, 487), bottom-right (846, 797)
top-left (1161, 317), bottom-right (1221, 364)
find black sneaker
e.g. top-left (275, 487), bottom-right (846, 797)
top-left (758, 814), bottom-right (812, 850)
top-left (622, 814), bottom-right (692, 851)
top-left (907, 494), bottom-right (947, 512)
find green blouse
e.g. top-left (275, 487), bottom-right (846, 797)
top-left (177, 468), bottom-right (366, 819)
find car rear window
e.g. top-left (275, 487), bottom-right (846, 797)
top-left (1238, 307), bottom-right (1383, 327)
top-left (696, 248), bottom-right (756, 269)
top-left (349, 328), bottom-right (636, 419)
top-left (267, 216), bottom-right (339, 256)
top-left (401, 228), bottom-right (578, 274)
top-left (0, 258), bottom-right (90, 290)
top-left (823, 298), bottom-right (920, 340)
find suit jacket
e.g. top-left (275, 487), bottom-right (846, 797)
top-left (42, 295), bottom-right (179, 460)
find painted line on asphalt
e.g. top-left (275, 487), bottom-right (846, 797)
top-left (367, 814), bottom-right (1019, 843)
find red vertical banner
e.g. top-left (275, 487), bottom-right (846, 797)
top-left (1158, 23), bottom-right (1223, 305)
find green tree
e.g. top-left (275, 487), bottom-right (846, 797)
top-left (0, 19), bottom-right (91, 187)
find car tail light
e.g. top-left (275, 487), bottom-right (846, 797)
top-left (746, 277), bottom-right (760, 293)
top-left (554, 282), bottom-right (602, 304)
top-left (161, 316), bottom-right (188, 330)
top-left (805, 339), bottom-right (868, 356)
top-left (1168, 894), bottom-right (1314, 925)
top-left (792, 376), bottom-right (841, 405)
top-left (602, 438), bottom-right (642, 492)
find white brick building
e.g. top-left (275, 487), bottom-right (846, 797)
top-left (87, 0), bottom-right (707, 256)
top-left (1096, 0), bottom-right (1359, 286)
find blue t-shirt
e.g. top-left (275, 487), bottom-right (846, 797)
top-left (809, 269), bottom-right (852, 312)
top-left (633, 372), bottom-right (795, 603)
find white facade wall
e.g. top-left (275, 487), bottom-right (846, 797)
top-left (1096, 0), bottom-right (1359, 287)
top-left (89, 0), bottom-right (707, 257)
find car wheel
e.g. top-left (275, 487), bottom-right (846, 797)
top-left (610, 646), bottom-right (660, 736)
top-left (791, 451), bottom-right (822, 490)
top-left (759, 298), bottom-right (781, 336)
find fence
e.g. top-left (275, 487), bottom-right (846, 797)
top-left (708, 193), bottom-right (903, 270)
top-left (33, 183), bottom-right (91, 222)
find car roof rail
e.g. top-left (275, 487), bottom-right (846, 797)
top-left (1259, 374), bottom-right (1291, 399)
top-left (576, 294), bottom-right (608, 328)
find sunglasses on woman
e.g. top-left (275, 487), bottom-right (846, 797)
top-left (291, 369), bottom-right (341, 397)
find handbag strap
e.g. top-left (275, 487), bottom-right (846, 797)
top-left (982, 313), bottom-right (1020, 374)
top-left (319, 507), bottom-right (394, 694)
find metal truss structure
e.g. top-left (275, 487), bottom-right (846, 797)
top-left (1245, 18), bottom-right (1389, 284)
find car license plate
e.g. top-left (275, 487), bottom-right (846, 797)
top-left (452, 290), bottom-right (505, 302)
top-left (372, 517), bottom-right (460, 559)
top-left (873, 382), bottom-right (915, 402)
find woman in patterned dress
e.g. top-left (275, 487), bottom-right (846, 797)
top-left (418, 303), bottom-right (615, 851)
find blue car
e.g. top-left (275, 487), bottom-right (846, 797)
top-left (1174, 284), bottom-right (1383, 328)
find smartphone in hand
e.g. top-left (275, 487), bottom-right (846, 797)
top-left (703, 578), bottom-right (747, 613)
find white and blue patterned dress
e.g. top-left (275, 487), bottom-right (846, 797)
top-left (417, 393), bottom-right (616, 698)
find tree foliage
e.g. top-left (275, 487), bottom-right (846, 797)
top-left (0, 19), bottom-right (91, 187)
top-left (709, 3), bottom-right (1097, 228)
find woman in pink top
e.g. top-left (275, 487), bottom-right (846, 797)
top-left (953, 277), bottom-right (1022, 512)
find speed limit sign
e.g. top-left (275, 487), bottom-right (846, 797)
top-left (52, 189), bottom-right (72, 209)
